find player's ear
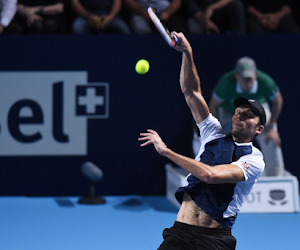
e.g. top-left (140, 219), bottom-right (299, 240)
top-left (255, 124), bottom-right (264, 135)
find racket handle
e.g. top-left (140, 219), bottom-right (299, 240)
top-left (172, 34), bottom-right (178, 45)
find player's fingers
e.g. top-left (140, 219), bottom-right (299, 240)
top-left (172, 31), bottom-right (183, 39)
top-left (139, 132), bottom-right (148, 136)
top-left (138, 132), bottom-right (157, 140)
top-left (138, 133), bottom-right (151, 140)
top-left (147, 129), bottom-right (157, 134)
top-left (140, 141), bottom-right (152, 147)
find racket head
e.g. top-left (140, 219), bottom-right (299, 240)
top-left (147, 7), bottom-right (177, 46)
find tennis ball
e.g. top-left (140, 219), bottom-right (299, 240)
top-left (135, 59), bottom-right (150, 74)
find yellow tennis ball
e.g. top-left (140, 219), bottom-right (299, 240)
top-left (135, 59), bottom-right (150, 74)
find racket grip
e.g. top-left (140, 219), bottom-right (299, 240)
top-left (172, 34), bottom-right (178, 45)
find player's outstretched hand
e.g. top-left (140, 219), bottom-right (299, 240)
top-left (138, 129), bottom-right (168, 156)
top-left (171, 31), bottom-right (192, 54)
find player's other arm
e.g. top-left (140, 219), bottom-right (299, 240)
top-left (164, 148), bottom-right (245, 184)
top-left (139, 129), bottom-right (245, 184)
top-left (172, 32), bottom-right (210, 124)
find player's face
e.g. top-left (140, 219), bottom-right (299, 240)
top-left (231, 105), bottom-right (263, 143)
top-left (235, 72), bottom-right (257, 92)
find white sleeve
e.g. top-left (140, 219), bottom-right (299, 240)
top-left (231, 151), bottom-right (265, 182)
top-left (197, 114), bottom-right (225, 142)
top-left (194, 114), bottom-right (226, 161)
top-left (1, 0), bottom-right (17, 27)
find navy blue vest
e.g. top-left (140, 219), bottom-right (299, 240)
top-left (175, 134), bottom-right (252, 228)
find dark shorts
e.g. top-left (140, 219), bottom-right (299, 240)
top-left (157, 221), bottom-right (236, 250)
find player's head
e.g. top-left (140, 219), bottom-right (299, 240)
top-left (234, 57), bottom-right (257, 91)
top-left (231, 98), bottom-right (266, 142)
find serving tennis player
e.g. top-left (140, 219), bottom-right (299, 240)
top-left (139, 31), bottom-right (266, 250)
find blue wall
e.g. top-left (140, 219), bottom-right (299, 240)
top-left (0, 34), bottom-right (299, 196)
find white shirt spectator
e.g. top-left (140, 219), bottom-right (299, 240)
top-left (0, 0), bottom-right (17, 27)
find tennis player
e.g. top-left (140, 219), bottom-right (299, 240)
top-left (139, 32), bottom-right (266, 249)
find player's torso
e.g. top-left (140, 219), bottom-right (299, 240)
top-left (177, 192), bottom-right (227, 228)
top-left (176, 133), bottom-right (257, 228)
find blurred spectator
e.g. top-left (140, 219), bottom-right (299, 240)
top-left (71, 0), bottom-right (131, 34)
top-left (0, 0), bottom-right (22, 34)
top-left (124, 0), bottom-right (188, 34)
top-left (184, 0), bottom-right (245, 34)
top-left (243, 0), bottom-right (300, 33)
top-left (16, 0), bottom-right (65, 34)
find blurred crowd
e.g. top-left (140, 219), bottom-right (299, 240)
top-left (1, 0), bottom-right (300, 35)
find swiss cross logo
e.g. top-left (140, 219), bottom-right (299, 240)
top-left (76, 84), bottom-right (109, 118)
top-left (242, 162), bottom-right (250, 171)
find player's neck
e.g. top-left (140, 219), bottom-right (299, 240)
top-left (232, 135), bottom-right (252, 144)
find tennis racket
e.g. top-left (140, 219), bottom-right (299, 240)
top-left (147, 7), bottom-right (178, 47)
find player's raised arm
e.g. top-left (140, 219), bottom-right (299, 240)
top-left (172, 32), bottom-right (210, 124)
